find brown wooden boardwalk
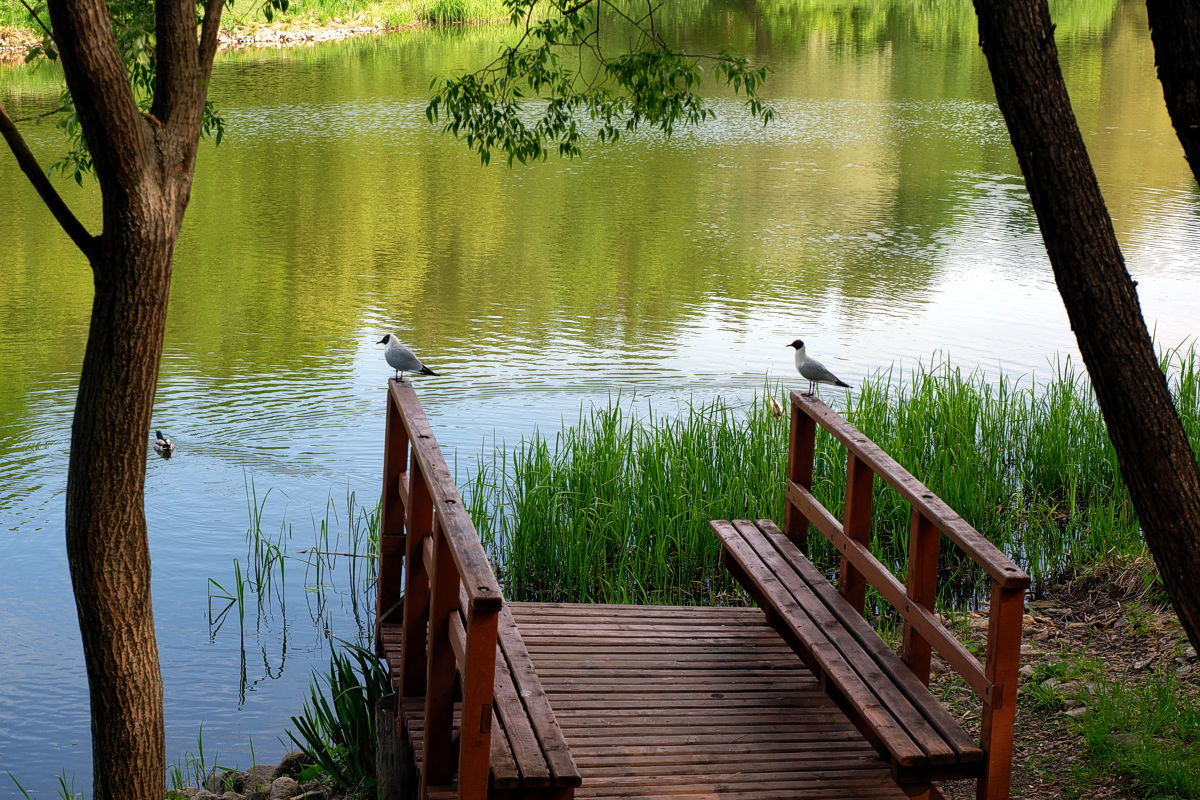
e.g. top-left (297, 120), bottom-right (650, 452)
top-left (375, 379), bottom-right (1027, 800)
top-left (384, 603), bottom-right (906, 799)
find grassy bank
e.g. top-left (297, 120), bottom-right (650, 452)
top-left (467, 348), bottom-right (1200, 609)
top-left (220, 0), bottom-right (506, 30)
top-left (0, 0), bottom-right (506, 45)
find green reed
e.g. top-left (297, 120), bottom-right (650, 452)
top-left (469, 347), bottom-right (1200, 608)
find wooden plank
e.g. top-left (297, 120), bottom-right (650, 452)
top-left (512, 601), bottom-right (913, 799)
top-left (498, 605), bottom-right (583, 787)
top-left (787, 481), bottom-right (992, 700)
top-left (490, 639), bottom-right (552, 787)
top-left (489, 699), bottom-right (521, 790)
top-left (977, 583), bottom-right (1025, 800)
top-left (755, 520), bottom-right (981, 762)
top-left (421, 521), bottom-right (461, 789)
top-left (399, 456), bottom-right (433, 697)
top-left (903, 508), bottom-right (939, 685)
top-left (840, 453), bottom-right (874, 613)
top-left (457, 604), bottom-right (500, 800)
top-left (784, 401), bottom-right (816, 548)
top-left (389, 381), bottom-right (502, 611)
top-left (712, 520), bottom-right (928, 767)
top-left (449, 609), bottom-right (467, 668)
top-left (733, 520), bottom-right (962, 766)
top-left (376, 389), bottom-right (408, 641)
top-left (790, 390), bottom-right (1029, 590)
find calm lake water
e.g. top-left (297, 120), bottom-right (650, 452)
top-left (2, 0), bottom-right (1199, 793)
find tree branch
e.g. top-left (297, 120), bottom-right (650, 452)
top-left (47, 0), bottom-right (149, 191)
top-left (199, 0), bottom-right (228, 86)
top-left (0, 100), bottom-right (95, 256)
top-left (154, 0), bottom-right (201, 126)
top-left (15, 0), bottom-right (54, 41)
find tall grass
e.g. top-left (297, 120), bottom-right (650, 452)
top-left (469, 348), bottom-right (1200, 608)
top-left (287, 643), bottom-right (390, 794)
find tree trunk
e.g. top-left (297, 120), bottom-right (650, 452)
top-left (66, 214), bottom-right (175, 798)
top-left (971, 0), bottom-right (1200, 652)
top-left (28, 0), bottom-right (225, 795)
top-left (1146, 0), bottom-right (1200, 181)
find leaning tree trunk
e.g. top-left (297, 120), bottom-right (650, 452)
top-left (971, 0), bottom-right (1200, 652)
top-left (1146, 0), bottom-right (1200, 180)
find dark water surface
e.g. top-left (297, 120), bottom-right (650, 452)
top-left (2, 0), bottom-right (1199, 793)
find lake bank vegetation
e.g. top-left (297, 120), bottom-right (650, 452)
top-left (468, 347), bottom-right (1200, 613)
top-left (10, 350), bottom-right (1200, 798)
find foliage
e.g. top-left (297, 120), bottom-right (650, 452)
top-left (286, 642), bottom-right (389, 794)
top-left (7, 0), bottom-right (280, 182)
top-left (426, 0), bottom-right (774, 164)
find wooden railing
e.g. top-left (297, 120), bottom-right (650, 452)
top-left (376, 379), bottom-right (503, 799)
top-left (784, 390), bottom-right (1030, 800)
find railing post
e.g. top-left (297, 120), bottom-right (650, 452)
top-left (977, 582), bottom-right (1025, 800)
top-left (377, 384), bottom-right (410, 652)
top-left (457, 605), bottom-right (500, 800)
top-left (903, 508), bottom-right (939, 684)
top-left (785, 397), bottom-right (817, 550)
top-left (399, 456), bottom-right (433, 697)
top-left (422, 519), bottom-right (461, 791)
top-left (840, 453), bottom-right (874, 614)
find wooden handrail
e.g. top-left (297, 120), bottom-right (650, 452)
top-left (389, 382), bottom-right (503, 611)
top-left (792, 391), bottom-right (1029, 590)
top-left (786, 391), bottom-right (1028, 800)
top-left (376, 379), bottom-right (502, 800)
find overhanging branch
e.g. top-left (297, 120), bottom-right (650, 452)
top-left (198, 0), bottom-right (227, 85)
top-left (0, 101), bottom-right (95, 257)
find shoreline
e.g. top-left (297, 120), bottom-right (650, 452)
top-left (1, 17), bottom-right (490, 65)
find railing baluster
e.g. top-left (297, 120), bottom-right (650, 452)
top-left (785, 402), bottom-right (817, 550)
top-left (422, 518), bottom-right (461, 790)
top-left (840, 453), bottom-right (874, 614)
top-left (400, 455), bottom-right (433, 697)
top-left (376, 388), bottom-right (410, 652)
top-left (903, 508), bottom-right (939, 685)
top-left (977, 583), bottom-right (1025, 800)
top-left (458, 605), bottom-right (499, 799)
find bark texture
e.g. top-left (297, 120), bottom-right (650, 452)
top-left (26, 0), bottom-right (225, 796)
top-left (1146, 0), bottom-right (1200, 180)
top-left (972, 0), bottom-right (1200, 652)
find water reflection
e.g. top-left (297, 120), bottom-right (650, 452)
top-left (1, 0), bottom-right (1198, 793)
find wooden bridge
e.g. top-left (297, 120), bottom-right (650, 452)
top-left (375, 380), bottom-right (1030, 800)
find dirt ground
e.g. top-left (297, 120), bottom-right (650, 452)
top-left (934, 558), bottom-right (1199, 799)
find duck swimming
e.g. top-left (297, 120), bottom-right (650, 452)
top-left (154, 430), bottom-right (175, 456)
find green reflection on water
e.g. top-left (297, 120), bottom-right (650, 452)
top-left (0, 0), bottom-right (1189, 446)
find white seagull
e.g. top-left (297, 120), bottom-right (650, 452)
top-left (153, 430), bottom-right (175, 456)
top-left (788, 339), bottom-right (851, 395)
top-left (378, 333), bottom-right (439, 381)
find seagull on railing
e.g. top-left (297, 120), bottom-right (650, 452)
top-left (378, 333), bottom-right (439, 381)
top-left (788, 339), bottom-right (851, 396)
top-left (153, 430), bottom-right (175, 456)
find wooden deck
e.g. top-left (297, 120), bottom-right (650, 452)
top-left (385, 602), bottom-right (906, 799)
top-left (376, 380), bottom-right (1027, 800)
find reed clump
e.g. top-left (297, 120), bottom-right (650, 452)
top-left (468, 348), bottom-right (1200, 609)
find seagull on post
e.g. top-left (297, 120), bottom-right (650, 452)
top-left (788, 339), bottom-right (851, 395)
top-left (378, 333), bottom-right (439, 381)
